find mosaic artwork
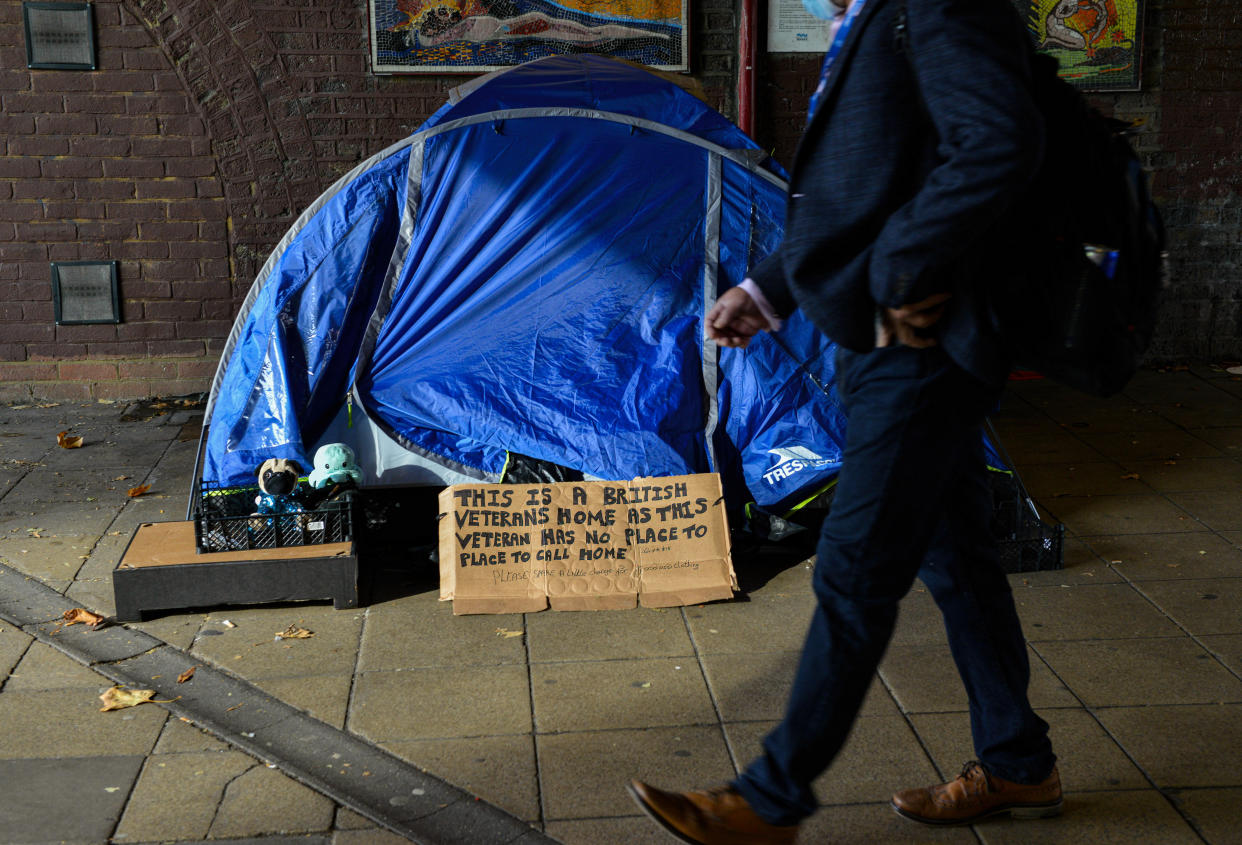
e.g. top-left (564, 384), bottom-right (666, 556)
top-left (1013, 0), bottom-right (1145, 91)
top-left (370, 0), bottom-right (688, 73)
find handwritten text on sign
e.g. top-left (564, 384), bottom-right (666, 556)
top-left (438, 474), bottom-right (736, 614)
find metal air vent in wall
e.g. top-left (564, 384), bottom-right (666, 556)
top-left (23, 2), bottom-right (96, 70)
top-left (51, 261), bottom-right (120, 325)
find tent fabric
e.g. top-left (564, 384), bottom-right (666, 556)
top-left (199, 54), bottom-right (852, 516)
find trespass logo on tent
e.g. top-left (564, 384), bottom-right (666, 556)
top-left (762, 446), bottom-right (833, 486)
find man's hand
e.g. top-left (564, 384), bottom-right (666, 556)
top-left (706, 286), bottom-right (774, 348)
top-left (876, 292), bottom-right (952, 348)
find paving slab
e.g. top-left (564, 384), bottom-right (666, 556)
top-left (973, 789), bottom-right (1202, 845)
top-left (0, 688), bottom-right (167, 759)
top-left (798, 801), bottom-right (979, 845)
top-left (1012, 583), bottom-right (1186, 641)
top-left (0, 623), bottom-right (32, 676)
top-left (1199, 633), bottom-right (1242, 677)
top-left (546, 816), bottom-right (680, 845)
top-left (1084, 531), bottom-right (1242, 581)
top-left (2, 466), bottom-right (151, 506)
top-left (1134, 578), bottom-right (1242, 637)
top-left (1007, 536), bottom-right (1123, 586)
top-left (723, 715), bottom-right (941, 807)
top-left (910, 708), bottom-right (1151, 793)
top-left (209, 763), bottom-right (337, 839)
top-left (350, 664), bottom-right (533, 741)
top-left (250, 672), bottom-right (355, 729)
top-left (525, 604), bottom-right (695, 663)
top-left (384, 734), bottom-right (540, 821)
top-left (1170, 787), bottom-right (1242, 845)
top-left (879, 643), bottom-right (1077, 713)
top-left (6, 638), bottom-right (110, 690)
top-left (0, 534), bottom-right (96, 583)
top-left (0, 500), bottom-right (120, 539)
top-left (112, 750), bottom-right (258, 843)
top-left (1163, 491), bottom-right (1242, 532)
top-left (530, 657), bottom-right (717, 732)
top-left (1121, 457), bottom-right (1242, 492)
top-left (0, 755), bottom-right (145, 845)
top-left (1018, 461), bottom-right (1151, 498)
top-left (1073, 429), bottom-right (1225, 463)
top-left (1034, 637), bottom-right (1242, 707)
top-left (1042, 493), bottom-right (1206, 536)
top-left (1093, 704), bottom-right (1242, 789)
top-left (683, 589), bottom-right (816, 655)
top-left (359, 591), bottom-right (527, 670)
top-left (536, 724), bottom-right (734, 820)
top-left (889, 586), bottom-right (951, 647)
top-left (188, 603), bottom-right (366, 678)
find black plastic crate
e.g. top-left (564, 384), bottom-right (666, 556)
top-left (991, 471), bottom-right (1064, 573)
top-left (194, 481), bottom-right (355, 553)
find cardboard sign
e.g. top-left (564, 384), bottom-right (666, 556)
top-left (438, 473), bottom-right (736, 614)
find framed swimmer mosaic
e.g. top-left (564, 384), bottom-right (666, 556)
top-left (1012, 0), bottom-right (1146, 91)
top-left (368, 0), bottom-right (689, 73)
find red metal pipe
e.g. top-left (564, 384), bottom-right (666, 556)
top-left (737, 0), bottom-right (757, 137)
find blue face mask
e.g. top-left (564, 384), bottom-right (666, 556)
top-left (801, 0), bottom-right (839, 20)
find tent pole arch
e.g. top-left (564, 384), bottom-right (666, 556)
top-left (192, 106), bottom-right (789, 509)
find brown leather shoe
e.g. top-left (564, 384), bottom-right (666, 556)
top-left (627, 780), bottom-right (799, 844)
top-left (891, 760), bottom-right (1062, 826)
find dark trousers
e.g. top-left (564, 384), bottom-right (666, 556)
top-left (734, 345), bottom-right (1055, 825)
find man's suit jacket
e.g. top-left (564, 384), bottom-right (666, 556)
top-left (751, 0), bottom-right (1044, 388)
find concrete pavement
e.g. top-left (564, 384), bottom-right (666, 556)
top-left (2, 365), bottom-right (1242, 843)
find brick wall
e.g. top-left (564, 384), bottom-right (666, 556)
top-left (0, 0), bottom-right (1237, 404)
top-left (0, 0), bottom-right (741, 403)
top-left (754, 0), bottom-right (1242, 363)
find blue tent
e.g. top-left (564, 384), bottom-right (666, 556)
top-left (198, 55), bottom-right (855, 520)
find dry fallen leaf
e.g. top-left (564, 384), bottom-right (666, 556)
top-left (113, 475), bottom-right (130, 482)
top-left (127, 484), bottom-right (152, 498)
top-left (276, 625), bottom-right (313, 640)
top-left (57, 431), bottom-right (83, 449)
top-left (62, 608), bottom-right (105, 628)
top-left (1120, 472), bottom-right (1140, 480)
top-left (177, 666), bottom-right (197, 684)
top-left (99, 686), bottom-right (156, 711)
top-left (494, 628), bottom-right (524, 639)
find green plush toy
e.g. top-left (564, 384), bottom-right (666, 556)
top-left (308, 443), bottom-right (362, 489)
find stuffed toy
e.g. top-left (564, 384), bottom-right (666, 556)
top-left (308, 443), bottom-right (363, 489)
top-left (254, 458), bottom-right (305, 515)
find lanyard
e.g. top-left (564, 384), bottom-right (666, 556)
top-left (806, 0), bottom-right (869, 124)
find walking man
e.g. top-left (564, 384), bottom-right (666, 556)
top-left (628, 0), bottom-right (1061, 841)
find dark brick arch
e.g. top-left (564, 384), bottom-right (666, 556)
top-left (121, 0), bottom-right (323, 290)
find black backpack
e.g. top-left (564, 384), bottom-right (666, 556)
top-left (895, 8), bottom-right (1167, 397)
top-left (989, 52), bottom-right (1167, 397)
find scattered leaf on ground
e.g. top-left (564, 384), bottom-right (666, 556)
top-left (494, 628), bottom-right (524, 638)
top-left (62, 608), bottom-right (105, 628)
top-left (177, 666), bottom-right (197, 683)
top-left (275, 625), bottom-right (313, 640)
top-left (1120, 472), bottom-right (1140, 480)
top-left (127, 484), bottom-right (151, 497)
top-left (99, 686), bottom-right (156, 711)
top-left (57, 431), bottom-right (83, 449)
top-left (113, 475), bottom-right (130, 481)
